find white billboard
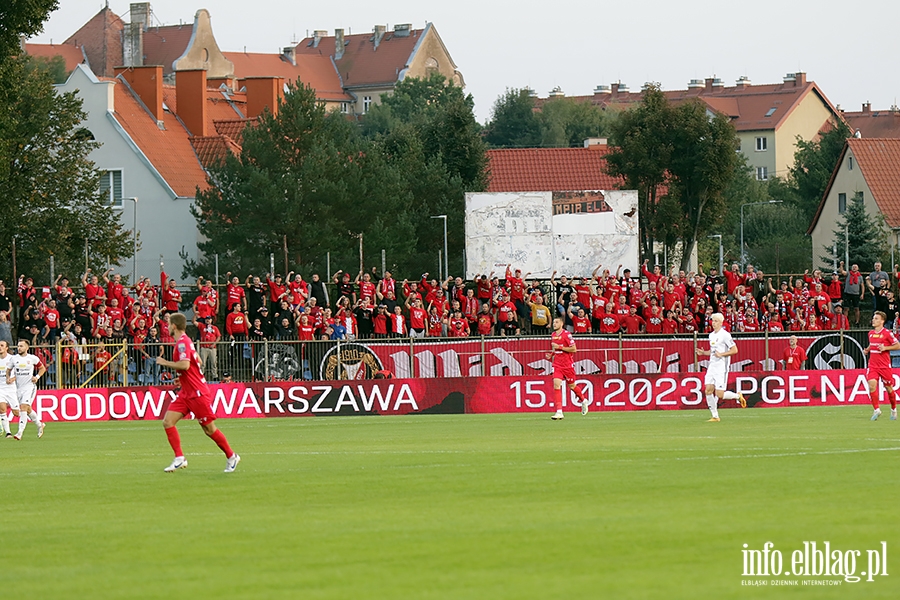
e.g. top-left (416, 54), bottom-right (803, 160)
top-left (465, 190), bottom-right (639, 279)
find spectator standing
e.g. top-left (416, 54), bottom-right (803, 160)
top-left (840, 263), bottom-right (864, 327)
top-left (309, 273), bottom-right (329, 309)
top-left (868, 262), bottom-right (890, 313)
top-left (224, 274), bottom-right (246, 312)
top-left (245, 275), bottom-right (267, 317)
top-left (782, 335), bottom-right (807, 370)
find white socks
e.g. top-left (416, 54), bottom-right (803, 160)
top-left (722, 391), bottom-right (739, 400)
top-left (16, 410), bottom-right (27, 436)
top-left (0, 410), bottom-right (8, 435)
top-left (706, 394), bottom-right (719, 419)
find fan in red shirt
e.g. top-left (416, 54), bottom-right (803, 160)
top-left (161, 272), bottom-right (182, 312)
top-left (389, 306), bottom-right (407, 337)
top-left (548, 316), bottom-right (589, 420)
top-left (357, 272), bottom-right (377, 304)
top-left (865, 311), bottom-right (900, 420)
top-left (104, 270), bottom-right (127, 308)
top-left (81, 270), bottom-right (106, 309)
top-left (266, 273), bottom-right (288, 304)
top-left (572, 308), bottom-right (592, 334)
top-left (662, 310), bottom-right (679, 334)
top-left (476, 274), bottom-right (493, 304)
top-left (224, 274), bottom-right (246, 312)
top-left (287, 273), bottom-right (309, 306)
top-left (723, 263), bottom-right (746, 296)
top-left (157, 313), bottom-right (239, 473)
top-left (427, 305), bottom-right (445, 338)
top-left (782, 335), bottom-right (807, 370)
top-left (448, 311), bottom-right (470, 338)
top-left (597, 304), bottom-right (619, 334)
top-left (678, 308), bottom-right (697, 334)
top-left (829, 305), bottom-right (850, 330)
top-left (406, 298), bottom-right (428, 338)
top-left (225, 304), bottom-right (249, 339)
top-left (620, 305), bottom-right (645, 334)
top-left (297, 314), bottom-right (316, 340)
top-left (645, 306), bottom-right (664, 334)
top-left (475, 303), bottom-right (494, 336)
top-left (741, 308), bottom-right (761, 332)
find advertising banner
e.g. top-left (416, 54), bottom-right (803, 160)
top-left (31, 368), bottom-right (889, 422)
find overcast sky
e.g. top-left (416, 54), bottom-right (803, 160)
top-left (32, 0), bottom-right (900, 122)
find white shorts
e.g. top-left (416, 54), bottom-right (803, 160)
top-left (16, 385), bottom-right (36, 407)
top-left (704, 365), bottom-right (728, 390)
top-left (0, 388), bottom-right (17, 410)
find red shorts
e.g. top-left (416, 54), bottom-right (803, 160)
top-left (553, 365), bottom-right (576, 385)
top-left (866, 366), bottom-right (895, 387)
top-left (168, 392), bottom-right (217, 424)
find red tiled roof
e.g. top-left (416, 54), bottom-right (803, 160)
top-left (191, 135), bottom-right (241, 168)
top-left (540, 78), bottom-right (842, 133)
top-left (63, 7), bottom-right (124, 77)
top-left (843, 109), bottom-right (900, 139)
top-left (849, 138), bottom-right (900, 228)
top-left (213, 119), bottom-right (252, 145)
top-left (809, 138), bottom-right (900, 233)
top-left (224, 52), bottom-right (353, 102)
top-left (142, 24), bottom-right (194, 74)
top-left (113, 81), bottom-right (209, 197)
top-left (295, 29), bottom-right (422, 88)
top-left (485, 146), bottom-right (623, 192)
top-left (24, 43), bottom-right (85, 73)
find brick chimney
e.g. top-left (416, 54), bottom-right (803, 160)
top-left (335, 29), bottom-right (345, 60)
top-left (243, 77), bottom-right (284, 119)
top-left (282, 46), bottom-right (296, 66)
top-left (130, 3), bottom-right (151, 31)
top-left (795, 72), bottom-right (807, 86)
top-left (610, 82), bottom-right (620, 99)
top-left (208, 76), bottom-right (236, 92)
top-left (373, 25), bottom-right (386, 48)
top-left (862, 102), bottom-right (871, 114)
top-left (115, 65), bottom-right (163, 122)
top-left (176, 69), bottom-right (207, 136)
top-left (123, 22), bottom-right (144, 67)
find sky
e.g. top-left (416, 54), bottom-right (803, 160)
top-left (31, 0), bottom-right (900, 123)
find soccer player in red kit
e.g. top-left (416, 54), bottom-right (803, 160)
top-left (864, 311), bottom-right (900, 421)
top-left (548, 316), bottom-right (589, 420)
top-left (156, 313), bottom-right (240, 473)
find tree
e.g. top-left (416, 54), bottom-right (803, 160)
top-left (0, 54), bottom-right (131, 280)
top-left (770, 120), bottom-right (852, 222)
top-left (605, 85), bottom-right (673, 259)
top-left (821, 191), bottom-right (887, 271)
top-left (189, 82), bottom-right (416, 278)
top-left (536, 97), bottom-right (611, 148)
top-left (0, 0), bottom-right (58, 57)
top-left (667, 100), bottom-right (739, 271)
top-left (363, 74), bottom-right (488, 276)
top-left (483, 88), bottom-right (541, 148)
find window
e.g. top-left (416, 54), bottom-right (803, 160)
top-left (764, 107), bottom-right (777, 117)
top-left (838, 193), bottom-right (846, 214)
top-left (855, 191), bottom-right (864, 203)
top-left (340, 102), bottom-right (349, 114)
top-left (756, 166), bottom-right (768, 181)
top-left (363, 96), bottom-right (372, 113)
top-left (755, 137), bottom-right (767, 151)
top-left (848, 156), bottom-right (853, 170)
top-left (99, 170), bottom-right (123, 207)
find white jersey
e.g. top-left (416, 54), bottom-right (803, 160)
top-left (0, 354), bottom-right (16, 397)
top-left (10, 353), bottom-right (43, 388)
top-left (707, 328), bottom-right (735, 371)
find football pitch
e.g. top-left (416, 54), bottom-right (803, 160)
top-left (5, 406), bottom-right (898, 599)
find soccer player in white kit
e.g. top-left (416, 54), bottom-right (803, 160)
top-left (0, 340), bottom-right (18, 437)
top-left (7, 340), bottom-right (45, 439)
top-left (695, 313), bottom-right (747, 421)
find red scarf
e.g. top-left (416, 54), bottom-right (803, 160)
top-left (848, 271), bottom-right (860, 285)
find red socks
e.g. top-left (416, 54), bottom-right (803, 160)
top-left (889, 389), bottom-right (897, 410)
top-left (210, 429), bottom-right (233, 457)
top-left (165, 426), bottom-right (183, 457)
top-left (571, 384), bottom-right (585, 402)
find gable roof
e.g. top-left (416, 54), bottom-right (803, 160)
top-left (842, 107), bottom-right (900, 139)
top-left (808, 138), bottom-right (900, 233)
top-left (63, 6), bottom-right (124, 77)
top-left (485, 146), bottom-right (622, 192)
top-left (295, 27), bottom-right (424, 88)
top-left (540, 75), bottom-right (843, 133)
top-left (112, 79), bottom-right (210, 197)
top-left (223, 52), bottom-right (353, 102)
top-left (24, 43), bottom-right (86, 73)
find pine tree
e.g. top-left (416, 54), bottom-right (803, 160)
top-left (822, 192), bottom-right (887, 270)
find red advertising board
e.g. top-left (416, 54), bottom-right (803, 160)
top-left (29, 368), bottom-right (890, 422)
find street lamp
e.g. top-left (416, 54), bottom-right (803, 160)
top-left (125, 197), bottom-right (138, 283)
top-left (431, 215), bottom-right (448, 280)
top-left (740, 200), bottom-right (782, 269)
top-left (707, 234), bottom-right (723, 274)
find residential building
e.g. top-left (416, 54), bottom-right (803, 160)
top-left (538, 74), bottom-right (845, 182)
top-left (294, 23), bottom-right (464, 115)
top-left (808, 138), bottom-right (900, 269)
top-left (842, 103), bottom-right (900, 139)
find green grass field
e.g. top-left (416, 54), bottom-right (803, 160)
top-left (4, 406), bottom-right (898, 599)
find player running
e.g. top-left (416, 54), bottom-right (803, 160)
top-left (695, 313), bottom-right (747, 422)
top-left (863, 310), bottom-right (899, 421)
top-left (156, 313), bottom-right (240, 473)
top-left (547, 316), bottom-right (589, 420)
top-left (0, 341), bottom-right (18, 438)
top-left (8, 340), bottom-right (45, 439)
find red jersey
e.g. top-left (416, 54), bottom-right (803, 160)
top-left (783, 345), bottom-right (807, 370)
top-left (598, 313), bottom-right (619, 334)
top-left (572, 314), bottom-right (592, 333)
top-left (173, 333), bottom-right (209, 397)
top-left (298, 324), bottom-right (316, 340)
top-left (662, 318), bottom-right (679, 334)
top-left (448, 317), bottom-right (469, 337)
top-left (506, 268), bottom-right (525, 301)
top-left (409, 306), bottom-right (427, 330)
top-left (476, 313), bottom-right (494, 336)
top-left (44, 309), bottom-right (60, 329)
top-left (551, 329), bottom-right (575, 369)
top-left (107, 281), bottom-right (125, 307)
top-left (390, 313), bottom-right (407, 335)
top-left (590, 295), bottom-right (607, 319)
top-left (267, 278), bottom-right (287, 303)
top-left (359, 281), bottom-right (376, 303)
top-left (868, 328), bottom-right (898, 369)
top-left (225, 312), bottom-right (248, 336)
top-left (477, 279), bottom-right (492, 300)
top-left (621, 314), bottom-right (645, 334)
top-left (574, 284), bottom-right (591, 308)
top-left (373, 313), bottom-right (389, 335)
top-left (226, 284), bottom-right (245, 309)
top-left (85, 283), bottom-right (105, 309)
top-left (428, 312), bottom-right (444, 337)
